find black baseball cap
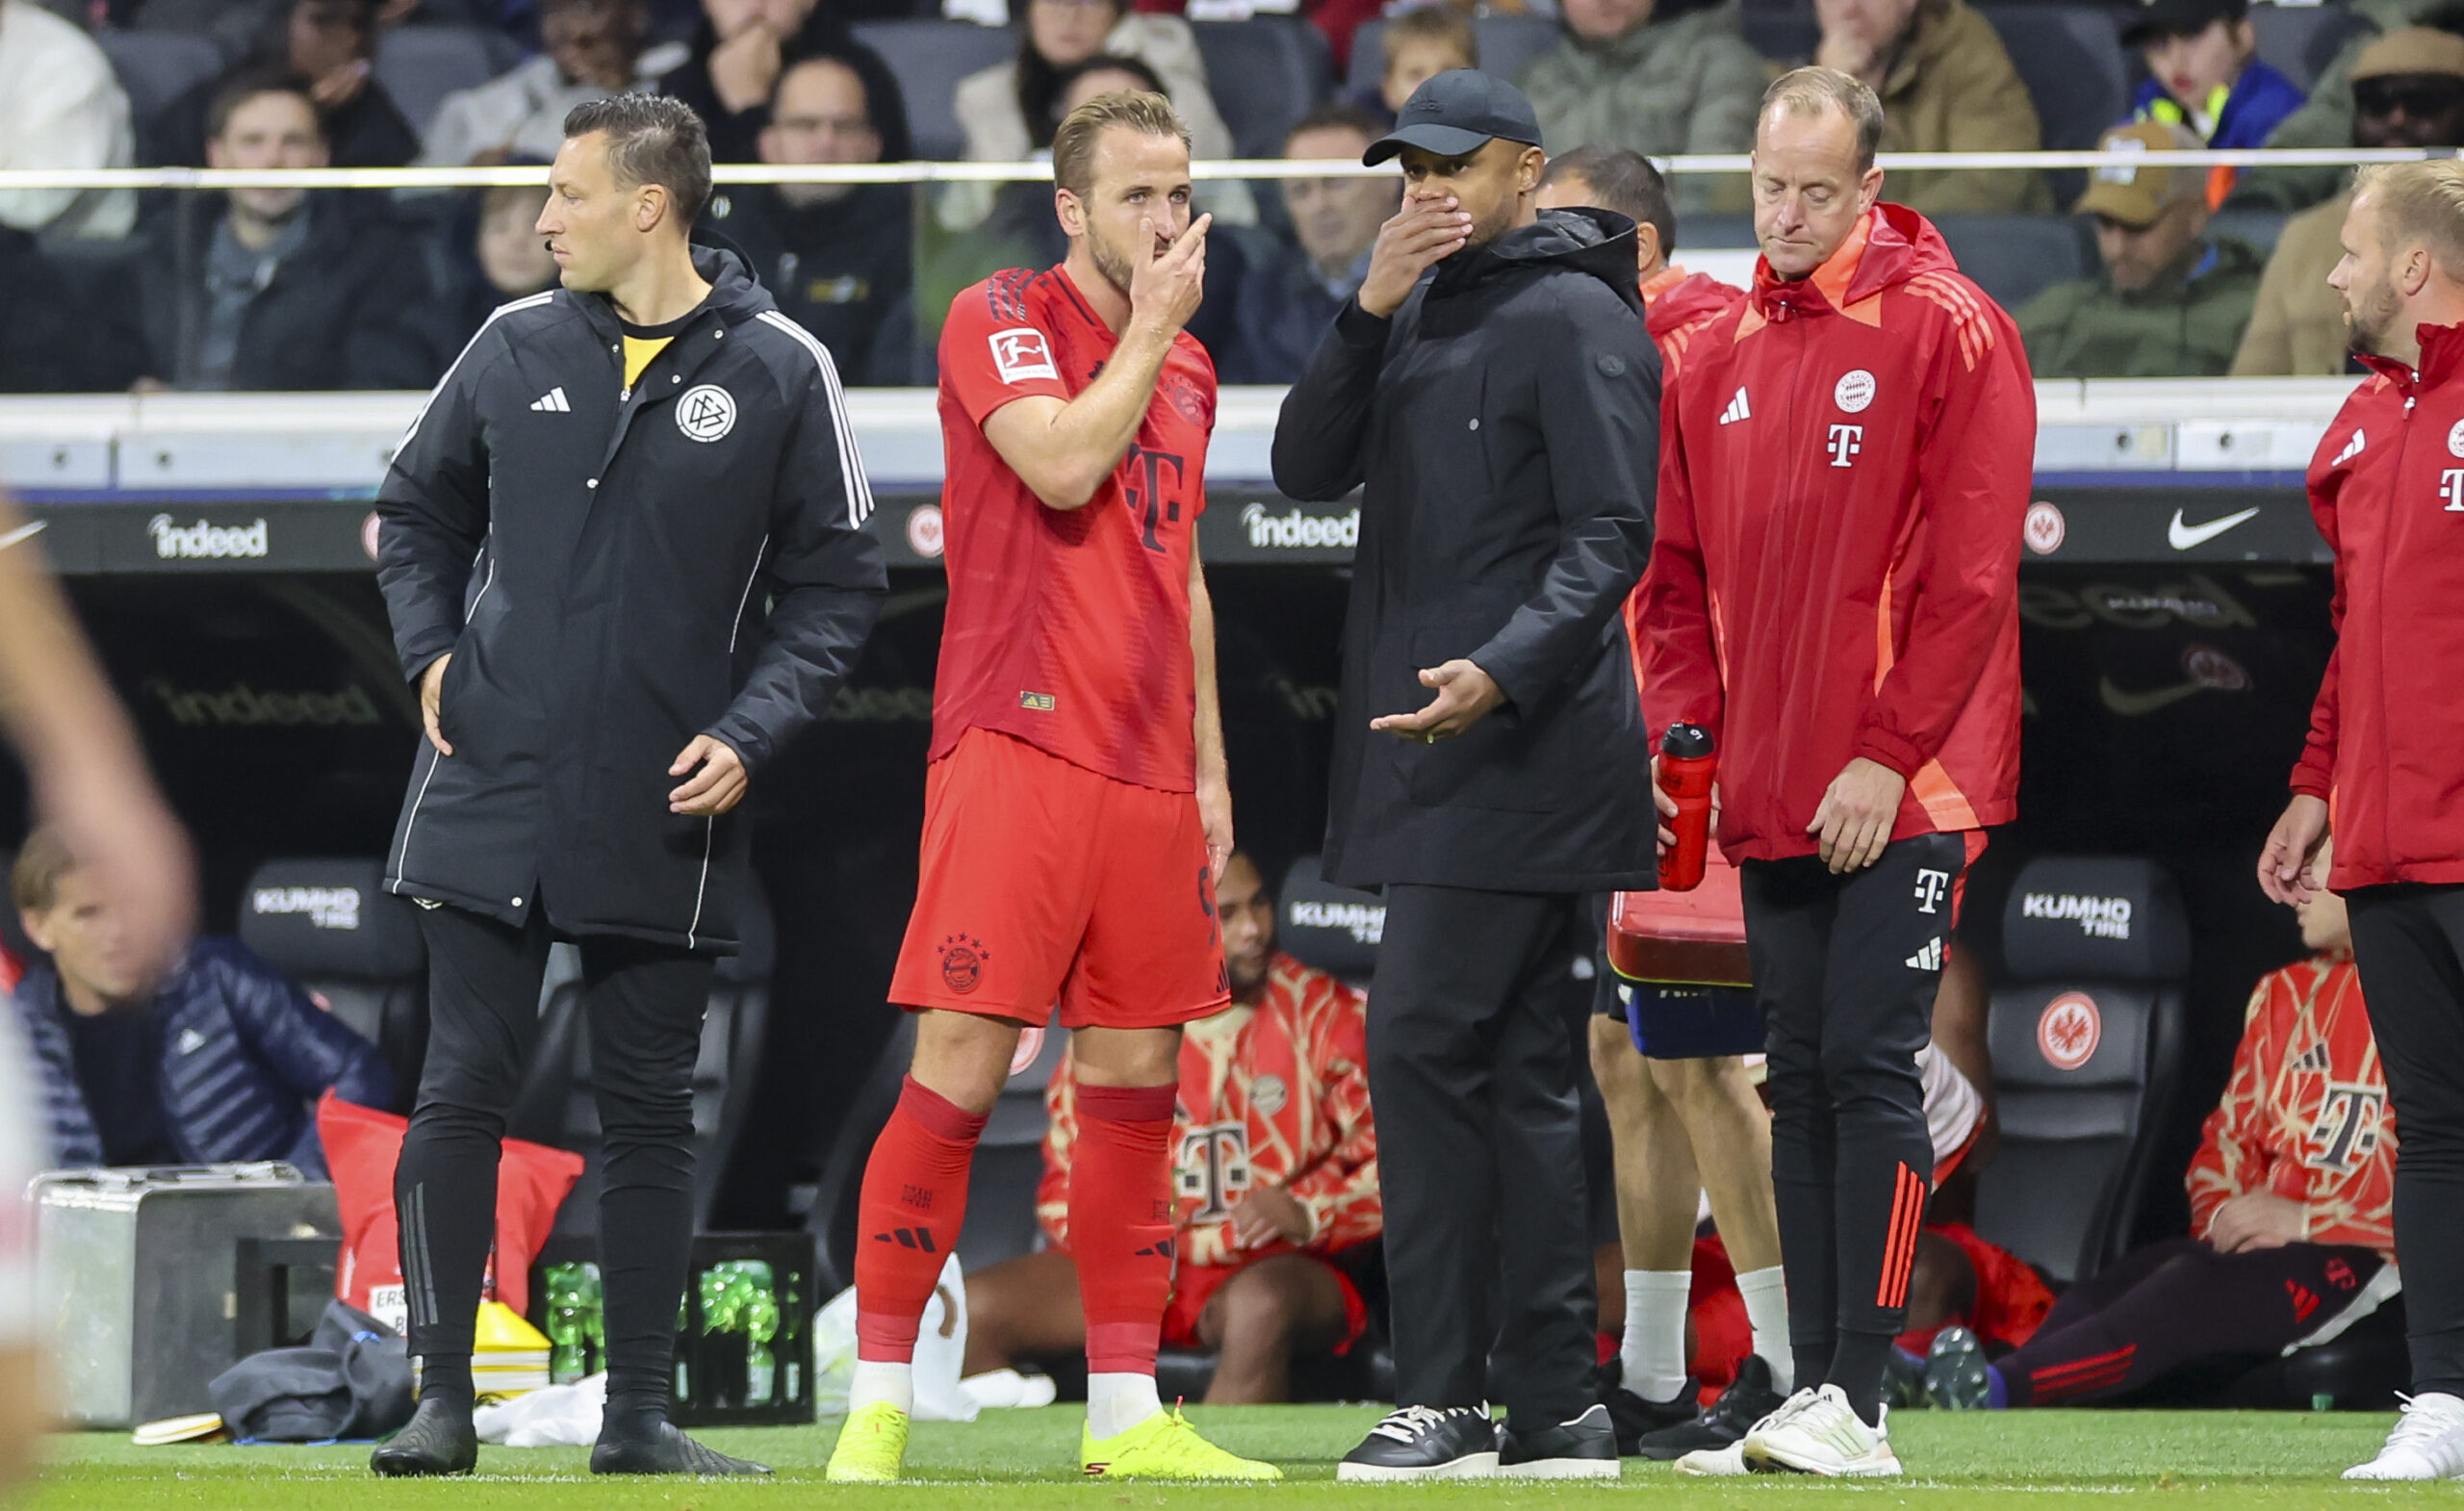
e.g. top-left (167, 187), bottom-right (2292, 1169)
top-left (2119, 0), bottom-right (2246, 45)
top-left (1363, 69), bottom-right (1544, 165)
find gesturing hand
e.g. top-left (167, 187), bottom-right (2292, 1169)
top-left (1808, 756), bottom-right (1907, 874)
top-left (1356, 196), bottom-right (1474, 319)
top-left (2258, 793), bottom-right (2330, 906)
top-left (1129, 214), bottom-right (1211, 337)
top-left (669, 735), bottom-right (749, 816)
top-left (1372, 659), bottom-right (1504, 742)
top-left (420, 653), bottom-right (453, 756)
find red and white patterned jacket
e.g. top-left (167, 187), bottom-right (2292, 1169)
top-left (2187, 953), bottom-right (2395, 1256)
top-left (1039, 953), bottom-right (1378, 1268)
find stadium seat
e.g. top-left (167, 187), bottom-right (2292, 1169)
top-left (1276, 854), bottom-right (1381, 989)
top-left (850, 18), bottom-right (1022, 161)
top-left (95, 29), bottom-right (224, 146)
top-left (1343, 14), bottom-right (1560, 99)
top-left (1740, 9), bottom-right (1817, 62)
top-left (808, 1010), bottom-right (917, 1294)
top-left (2252, 1), bottom-right (2371, 92)
top-left (2209, 205), bottom-right (2290, 256)
top-left (238, 857), bottom-right (427, 1114)
top-left (1932, 214), bottom-right (2089, 313)
top-left (1192, 18), bottom-right (1334, 160)
top-left (1980, 5), bottom-right (2129, 156)
top-left (507, 887), bottom-right (778, 1236)
top-left (1973, 856), bottom-right (2190, 1288)
top-left (372, 24), bottom-right (522, 143)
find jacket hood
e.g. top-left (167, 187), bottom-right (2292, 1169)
top-left (1751, 203), bottom-right (1958, 317)
top-left (1644, 266), bottom-right (1743, 339)
top-left (573, 243), bottom-right (777, 333)
top-left (1432, 207), bottom-right (1647, 316)
top-left (2363, 319), bottom-right (2464, 390)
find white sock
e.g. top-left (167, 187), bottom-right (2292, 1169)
top-left (849, 1359), bottom-right (914, 1415)
top-left (1735, 1265), bottom-right (1793, 1394)
top-left (1620, 1269), bottom-right (1693, 1404)
top-left (1086, 1371), bottom-right (1163, 1440)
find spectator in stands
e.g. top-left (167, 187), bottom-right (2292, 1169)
top-left (10, 828), bottom-right (393, 1178)
top-left (153, 0), bottom-right (420, 169)
top-left (1921, 860), bottom-right (2397, 1409)
top-left (712, 43), bottom-right (913, 382)
top-left (1223, 104), bottom-right (1397, 383)
top-left (948, 0), bottom-right (1252, 224)
top-left (2121, 0), bottom-right (2303, 155)
top-left (1521, 0), bottom-right (1763, 213)
top-left (661, 0), bottom-right (891, 163)
top-left (0, 0), bottom-right (136, 239)
top-left (2234, 27), bottom-right (2464, 374)
top-left (1811, 0), bottom-right (2050, 213)
top-left (1372, 7), bottom-right (1475, 119)
top-left (419, 0), bottom-right (687, 166)
top-left (2015, 120), bottom-right (2263, 378)
top-left (423, 177), bottom-right (557, 360)
top-left (140, 69), bottom-right (437, 390)
top-left (962, 852), bottom-right (1379, 1405)
top-left (2244, 0), bottom-right (2464, 212)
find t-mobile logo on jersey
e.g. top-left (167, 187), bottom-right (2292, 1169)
top-left (2442, 468), bottom-right (2464, 511)
top-left (1827, 424), bottom-right (1863, 469)
top-left (1913, 868), bottom-right (1951, 914)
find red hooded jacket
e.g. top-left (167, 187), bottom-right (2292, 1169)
top-left (1637, 205), bottom-right (2032, 861)
top-left (2292, 327), bottom-right (2464, 888)
top-left (1625, 266), bottom-right (1744, 684)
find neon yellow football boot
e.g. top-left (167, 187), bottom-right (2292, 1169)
top-left (824, 1400), bottom-right (911, 1483)
top-left (1080, 1407), bottom-right (1282, 1480)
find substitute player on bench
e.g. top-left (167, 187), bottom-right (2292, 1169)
top-left (824, 90), bottom-right (1273, 1483)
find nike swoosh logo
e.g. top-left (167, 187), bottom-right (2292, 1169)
top-left (2097, 677), bottom-right (2206, 717)
top-left (2167, 506), bottom-right (2261, 551)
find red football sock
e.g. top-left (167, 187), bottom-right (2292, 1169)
top-left (1069, 1082), bottom-right (1178, 1376)
top-left (854, 1076), bottom-right (987, 1363)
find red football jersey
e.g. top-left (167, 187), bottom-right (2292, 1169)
top-left (934, 266), bottom-right (1217, 793)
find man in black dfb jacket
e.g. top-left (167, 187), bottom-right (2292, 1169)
top-left (1271, 70), bottom-right (1661, 1481)
top-left (370, 95), bottom-right (884, 1478)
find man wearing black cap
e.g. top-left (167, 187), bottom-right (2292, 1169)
top-left (1272, 69), bottom-right (1661, 1481)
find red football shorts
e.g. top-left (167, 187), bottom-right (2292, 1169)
top-left (889, 729), bottom-right (1230, 1030)
top-left (1164, 1257), bottom-right (1371, 1354)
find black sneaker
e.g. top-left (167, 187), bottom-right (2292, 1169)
top-left (1336, 1404), bottom-right (1499, 1481)
top-left (1633, 1353), bottom-right (1787, 1462)
top-left (1499, 1402), bottom-right (1620, 1479)
top-left (1923, 1325), bottom-right (1991, 1411)
top-left (590, 1421), bottom-right (773, 1475)
top-left (1884, 1343), bottom-right (1928, 1410)
top-left (1600, 1359), bottom-right (1701, 1455)
top-left (370, 1397), bottom-right (477, 1477)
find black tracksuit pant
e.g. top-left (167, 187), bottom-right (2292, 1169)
top-left (1741, 832), bottom-right (1968, 1400)
top-left (1369, 884), bottom-right (1600, 1428)
top-left (396, 900), bottom-right (713, 1424)
top-left (2344, 883), bottom-right (2464, 1396)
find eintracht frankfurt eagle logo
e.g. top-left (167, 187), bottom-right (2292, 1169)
top-left (677, 384), bottom-right (737, 443)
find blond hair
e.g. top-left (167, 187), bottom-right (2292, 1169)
top-left (1385, 6), bottom-right (1477, 70)
top-left (2353, 160), bottom-right (2464, 281)
top-left (12, 828), bottom-right (75, 916)
top-left (1760, 65), bottom-right (1886, 172)
top-left (1052, 90), bottom-right (1192, 197)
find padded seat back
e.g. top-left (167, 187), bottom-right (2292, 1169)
top-left (851, 19), bottom-right (1021, 160)
top-left (1192, 18), bottom-right (1333, 159)
top-left (1974, 857), bottom-right (2189, 1285)
top-left (1277, 855), bottom-right (1382, 987)
top-left (1344, 15), bottom-right (1560, 96)
top-left (239, 858), bottom-right (425, 1113)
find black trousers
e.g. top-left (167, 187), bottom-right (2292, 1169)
top-left (1741, 832), bottom-right (1967, 1389)
top-left (1369, 884), bottom-right (1598, 1427)
top-left (397, 900), bottom-right (713, 1420)
top-left (1997, 1236), bottom-right (2384, 1405)
top-left (2344, 883), bottom-right (2464, 1396)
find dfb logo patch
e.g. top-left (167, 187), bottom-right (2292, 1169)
top-left (989, 327), bottom-right (1058, 384)
top-left (676, 384), bottom-right (736, 443)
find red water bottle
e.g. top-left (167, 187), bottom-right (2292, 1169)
top-left (1656, 723), bottom-right (1716, 892)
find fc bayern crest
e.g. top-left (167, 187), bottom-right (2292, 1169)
top-left (676, 384), bottom-right (737, 443)
top-left (1834, 369), bottom-right (1876, 414)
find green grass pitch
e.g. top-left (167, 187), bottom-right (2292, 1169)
top-left (24, 1405), bottom-right (2464, 1507)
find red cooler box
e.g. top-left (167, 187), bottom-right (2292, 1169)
top-left (1608, 854), bottom-right (1752, 988)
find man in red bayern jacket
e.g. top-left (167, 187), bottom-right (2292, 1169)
top-left (1636, 66), bottom-right (2031, 1478)
top-left (2258, 159), bottom-right (2464, 1482)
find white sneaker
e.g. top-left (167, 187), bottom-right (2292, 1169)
top-left (1674, 1441), bottom-right (1748, 1476)
top-left (2345, 1393), bottom-right (2464, 1480)
top-left (1740, 1383), bottom-right (1902, 1477)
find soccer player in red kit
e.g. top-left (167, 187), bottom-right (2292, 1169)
top-left (823, 90), bottom-right (1273, 1484)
